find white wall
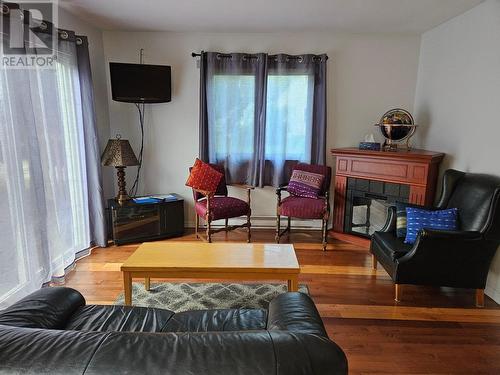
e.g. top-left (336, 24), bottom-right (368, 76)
top-left (102, 31), bottom-right (420, 227)
top-left (58, 8), bottom-right (113, 198)
top-left (413, 0), bottom-right (500, 302)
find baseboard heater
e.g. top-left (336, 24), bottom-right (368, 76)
top-left (185, 215), bottom-right (323, 230)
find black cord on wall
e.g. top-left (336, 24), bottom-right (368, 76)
top-left (129, 102), bottom-right (145, 197)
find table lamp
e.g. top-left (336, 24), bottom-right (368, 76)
top-left (101, 135), bottom-right (139, 203)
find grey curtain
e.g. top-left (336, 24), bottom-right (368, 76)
top-left (199, 51), bottom-right (327, 187)
top-left (0, 3), bottom-right (105, 306)
top-left (76, 37), bottom-right (107, 248)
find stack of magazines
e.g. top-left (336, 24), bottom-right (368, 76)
top-left (133, 194), bottom-right (178, 204)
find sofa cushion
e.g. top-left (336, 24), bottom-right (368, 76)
top-left (372, 231), bottom-right (413, 261)
top-left (162, 309), bottom-right (267, 332)
top-left (0, 325), bottom-right (110, 375)
top-left (195, 196), bottom-right (250, 220)
top-left (65, 305), bottom-right (174, 333)
top-left (279, 196), bottom-right (326, 219)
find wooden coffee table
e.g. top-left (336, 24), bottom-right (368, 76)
top-left (121, 242), bottom-right (300, 305)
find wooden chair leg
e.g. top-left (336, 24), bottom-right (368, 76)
top-left (287, 217), bottom-right (291, 238)
top-left (476, 289), bottom-right (485, 307)
top-left (206, 215), bottom-right (212, 243)
top-left (395, 284), bottom-right (402, 302)
top-left (247, 213), bottom-right (251, 243)
top-left (321, 218), bottom-right (327, 251)
top-left (225, 218), bottom-right (229, 238)
top-left (195, 213), bottom-right (199, 239)
top-left (275, 215), bottom-right (281, 243)
top-left (371, 253), bottom-right (377, 270)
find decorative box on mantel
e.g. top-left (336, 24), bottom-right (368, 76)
top-left (329, 147), bottom-right (444, 248)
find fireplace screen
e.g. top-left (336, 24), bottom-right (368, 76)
top-left (344, 178), bottom-right (410, 238)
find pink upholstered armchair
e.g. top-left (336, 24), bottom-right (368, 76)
top-left (275, 163), bottom-right (332, 251)
top-left (190, 164), bottom-right (253, 243)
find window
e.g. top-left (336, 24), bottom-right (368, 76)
top-left (265, 74), bottom-right (314, 162)
top-left (210, 74), bottom-right (255, 161)
top-left (200, 52), bottom-right (327, 186)
top-left (210, 74), bottom-right (314, 163)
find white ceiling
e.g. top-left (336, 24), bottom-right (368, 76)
top-left (60, 0), bottom-right (483, 34)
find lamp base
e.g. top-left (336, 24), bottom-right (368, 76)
top-left (116, 192), bottom-right (132, 204)
top-left (115, 166), bottom-right (132, 204)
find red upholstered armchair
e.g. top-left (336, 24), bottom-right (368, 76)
top-left (276, 163), bottom-right (332, 251)
top-left (190, 164), bottom-right (253, 243)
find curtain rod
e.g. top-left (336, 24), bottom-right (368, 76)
top-left (191, 52), bottom-right (328, 60)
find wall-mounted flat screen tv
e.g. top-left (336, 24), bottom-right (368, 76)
top-left (109, 62), bottom-right (171, 103)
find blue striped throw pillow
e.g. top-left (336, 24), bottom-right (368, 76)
top-left (404, 207), bottom-right (458, 245)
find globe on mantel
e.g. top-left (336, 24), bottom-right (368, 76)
top-left (374, 108), bottom-right (417, 150)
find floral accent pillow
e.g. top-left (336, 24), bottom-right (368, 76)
top-left (287, 169), bottom-right (324, 199)
top-left (185, 158), bottom-right (223, 193)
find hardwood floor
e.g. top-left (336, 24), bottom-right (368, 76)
top-left (65, 229), bottom-right (500, 374)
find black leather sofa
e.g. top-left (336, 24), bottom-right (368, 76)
top-left (0, 287), bottom-right (347, 374)
top-left (371, 169), bottom-right (500, 306)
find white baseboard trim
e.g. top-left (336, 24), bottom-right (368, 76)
top-left (185, 215), bottom-right (323, 230)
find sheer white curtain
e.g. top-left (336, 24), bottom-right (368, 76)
top-left (0, 32), bottom-right (93, 307)
top-left (264, 70), bottom-right (314, 186)
top-left (209, 74), bottom-right (256, 172)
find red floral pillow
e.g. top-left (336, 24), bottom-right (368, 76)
top-left (185, 158), bottom-right (223, 193)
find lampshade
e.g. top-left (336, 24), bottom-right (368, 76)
top-left (101, 137), bottom-right (139, 167)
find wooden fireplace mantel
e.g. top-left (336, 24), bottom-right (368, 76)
top-left (329, 147), bottom-right (445, 248)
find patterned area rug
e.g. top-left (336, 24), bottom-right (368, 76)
top-left (115, 282), bottom-right (309, 312)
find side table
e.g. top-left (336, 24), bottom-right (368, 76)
top-left (108, 194), bottom-right (184, 245)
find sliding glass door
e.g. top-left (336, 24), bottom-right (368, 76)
top-left (0, 52), bottom-right (90, 307)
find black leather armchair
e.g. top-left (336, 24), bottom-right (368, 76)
top-left (370, 169), bottom-right (500, 306)
top-left (0, 287), bottom-right (348, 374)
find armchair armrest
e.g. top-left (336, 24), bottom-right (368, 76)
top-left (395, 230), bottom-right (497, 288)
top-left (276, 185), bottom-right (289, 206)
top-left (267, 293), bottom-right (348, 374)
top-left (230, 184), bottom-right (255, 190)
top-left (379, 206), bottom-right (396, 233)
top-left (400, 229), bottom-right (484, 264)
top-left (267, 292), bottom-right (327, 338)
top-left (276, 184), bottom-right (288, 193)
top-left (229, 184), bottom-right (254, 204)
top-left (419, 229), bottom-right (483, 240)
top-left (192, 188), bottom-right (215, 199)
top-left (0, 287), bottom-right (85, 329)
